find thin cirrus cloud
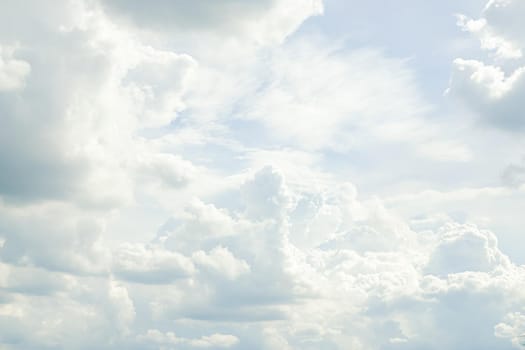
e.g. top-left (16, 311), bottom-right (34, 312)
top-left (0, 0), bottom-right (525, 350)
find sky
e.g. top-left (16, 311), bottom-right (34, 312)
top-left (0, 0), bottom-right (525, 349)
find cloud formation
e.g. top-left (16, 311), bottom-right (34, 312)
top-left (0, 0), bottom-right (524, 349)
top-left (449, 0), bottom-right (525, 130)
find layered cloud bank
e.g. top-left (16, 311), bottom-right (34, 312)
top-left (0, 0), bottom-right (524, 349)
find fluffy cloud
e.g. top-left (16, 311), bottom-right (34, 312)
top-left (0, 277), bottom-right (137, 349)
top-left (112, 243), bottom-right (195, 284)
top-left (111, 168), bottom-right (524, 349)
top-left (1, 162), bottom-right (524, 349)
top-left (192, 246), bottom-right (250, 280)
top-left (0, 0), bottom-right (200, 206)
top-left (476, 0), bottom-right (525, 58)
top-left (495, 312), bottom-right (525, 348)
top-left (1, 0), bottom-right (524, 349)
top-left (449, 58), bottom-right (525, 129)
top-left (425, 223), bottom-right (511, 276)
top-left (448, 0), bottom-right (525, 130)
top-left (0, 202), bottom-right (110, 275)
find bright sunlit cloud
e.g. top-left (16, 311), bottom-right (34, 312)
top-left (1, 0), bottom-right (525, 349)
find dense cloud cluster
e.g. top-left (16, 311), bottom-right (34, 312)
top-left (0, 0), bottom-right (524, 349)
top-left (2, 165), bottom-right (524, 349)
